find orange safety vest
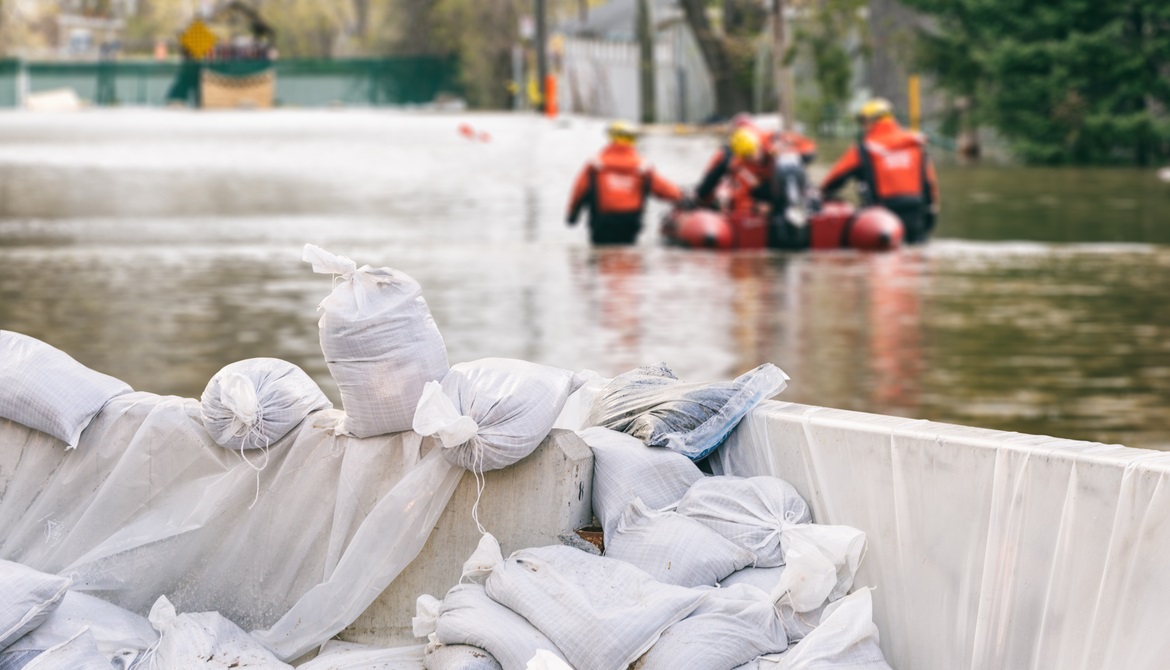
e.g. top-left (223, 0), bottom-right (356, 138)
top-left (567, 143), bottom-right (682, 222)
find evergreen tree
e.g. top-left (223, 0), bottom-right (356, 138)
top-left (904, 0), bottom-right (1170, 165)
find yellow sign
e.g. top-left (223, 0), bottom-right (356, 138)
top-left (180, 19), bottom-right (217, 60)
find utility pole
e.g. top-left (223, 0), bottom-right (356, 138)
top-left (535, 0), bottom-right (549, 113)
top-left (772, 0), bottom-right (794, 126)
top-left (637, 0), bottom-right (655, 123)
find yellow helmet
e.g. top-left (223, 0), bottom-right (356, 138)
top-left (606, 120), bottom-right (639, 144)
top-left (857, 98), bottom-right (894, 123)
top-left (729, 127), bottom-right (761, 159)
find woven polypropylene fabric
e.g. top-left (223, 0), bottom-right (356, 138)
top-left (605, 498), bottom-right (755, 587)
top-left (318, 267), bottom-right (449, 438)
top-left (676, 475), bottom-right (812, 567)
top-left (434, 583), bottom-right (567, 670)
top-left (436, 359), bottom-right (583, 472)
top-left (485, 546), bottom-right (706, 670)
top-left (423, 643), bottom-right (503, 670)
top-left (0, 650), bottom-right (39, 670)
top-left (635, 584), bottom-right (788, 670)
top-left (200, 358), bottom-right (332, 450)
top-left (579, 427), bottom-right (703, 542)
top-left (720, 567), bottom-right (826, 643)
top-left (0, 560), bottom-right (71, 651)
top-left (0, 331), bottom-right (132, 448)
top-left (21, 629), bottom-right (119, 670)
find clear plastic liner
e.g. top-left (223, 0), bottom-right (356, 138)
top-left (716, 402), bottom-right (1170, 670)
top-left (0, 392), bottom-right (464, 662)
top-left (585, 363), bottom-right (788, 461)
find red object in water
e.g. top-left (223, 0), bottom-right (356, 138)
top-left (458, 123), bottom-right (476, 139)
top-left (728, 211), bottom-right (769, 248)
top-left (809, 201), bottom-right (903, 250)
top-left (849, 206), bottom-right (904, 250)
top-left (661, 201), bottom-right (904, 251)
top-left (662, 209), bottom-right (734, 249)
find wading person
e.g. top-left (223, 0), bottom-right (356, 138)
top-left (820, 98), bottom-right (941, 244)
top-left (566, 121), bottom-right (684, 245)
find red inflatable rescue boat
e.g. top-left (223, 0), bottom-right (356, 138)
top-left (661, 200), bottom-right (904, 251)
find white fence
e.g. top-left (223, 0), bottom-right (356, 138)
top-left (560, 25), bottom-right (714, 123)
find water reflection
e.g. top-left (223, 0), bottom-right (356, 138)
top-left (0, 112), bottom-right (1167, 452)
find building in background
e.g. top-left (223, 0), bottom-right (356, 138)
top-left (558, 0), bottom-right (714, 124)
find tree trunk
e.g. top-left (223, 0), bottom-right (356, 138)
top-left (637, 0), bottom-right (656, 123)
top-left (680, 0), bottom-right (750, 118)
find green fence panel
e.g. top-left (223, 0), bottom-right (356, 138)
top-left (20, 57), bottom-right (459, 108)
top-left (0, 60), bottom-right (18, 108)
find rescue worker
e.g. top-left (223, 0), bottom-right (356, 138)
top-left (694, 124), bottom-right (772, 212)
top-left (819, 98), bottom-right (941, 244)
top-left (566, 120), bottom-right (685, 245)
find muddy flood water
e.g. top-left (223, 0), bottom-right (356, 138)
top-left (0, 110), bottom-right (1167, 449)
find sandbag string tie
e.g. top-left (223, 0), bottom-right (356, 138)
top-left (235, 405), bottom-right (273, 510)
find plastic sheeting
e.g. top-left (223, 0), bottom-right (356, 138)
top-left (0, 392), bottom-right (464, 662)
top-left (715, 401), bottom-right (1170, 670)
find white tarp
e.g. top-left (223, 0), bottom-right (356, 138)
top-left (0, 392), bottom-right (464, 662)
top-left (715, 401), bottom-right (1170, 670)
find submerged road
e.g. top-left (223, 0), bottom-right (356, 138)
top-left (0, 110), bottom-right (1167, 449)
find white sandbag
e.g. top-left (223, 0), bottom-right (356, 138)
top-left (524, 650), bottom-right (572, 670)
top-left (143, 596), bottom-right (291, 669)
top-left (676, 476), bottom-right (812, 567)
top-left (21, 628), bottom-right (114, 670)
top-left (292, 640), bottom-right (424, 669)
top-left (551, 371), bottom-right (607, 432)
top-left (585, 363), bottom-right (787, 461)
top-left (3, 591), bottom-right (156, 658)
top-left (633, 583), bottom-right (787, 670)
top-left (0, 330), bottom-right (132, 448)
top-left (604, 498), bottom-right (755, 587)
top-left (414, 584), bottom-right (566, 670)
top-left (578, 427), bottom-right (703, 542)
top-left (304, 244), bottom-right (449, 438)
top-left (0, 560), bottom-right (72, 650)
top-left (201, 358), bottom-right (332, 450)
top-left (484, 545), bottom-right (707, 670)
top-left (719, 568), bottom-right (825, 643)
top-left (772, 524), bottom-right (866, 613)
top-left (412, 359), bottom-right (584, 472)
top-left (765, 589), bottom-right (891, 670)
top-left (0, 651), bottom-right (39, 670)
top-left (423, 643), bottom-right (501, 670)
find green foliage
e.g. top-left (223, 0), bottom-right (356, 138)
top-left (904, 0), bottom-right (1170, 165)
top-left (789, 0), bottom-right (867, 128)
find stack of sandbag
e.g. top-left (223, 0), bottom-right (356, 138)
top-left (200, 358), bottom-right (332, 451)
top-left (586, 362), bottom-right (788, 461)
top-left (412, 358), bottom-right (584, 472)
top-left (304, 244), bottom-right (449, 438)
top-left (0, 330), bottom-right (132, 449)
top-left (579, 416), bottom-right (879, 665)
top-left (415, 523), bottom-right (890, 670)
top-left (0, 559), bottom-right (158, 670)
top-left (734, 589), bottom-right (892, 670)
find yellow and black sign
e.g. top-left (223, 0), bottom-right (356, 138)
top-left (180, 19), bottom-right (217, 60)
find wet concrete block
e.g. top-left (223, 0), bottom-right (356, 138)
top-left (339, 428), bottom-right (594, 647)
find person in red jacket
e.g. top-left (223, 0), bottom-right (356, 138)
top-left (820, 98), bottom-right (941, 244)
top-left (566, 121), bottom-right (684, 245)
